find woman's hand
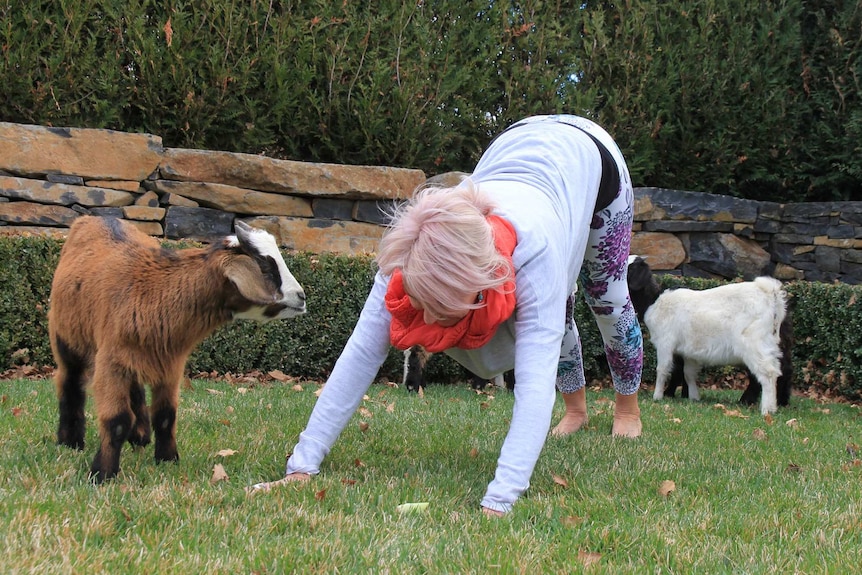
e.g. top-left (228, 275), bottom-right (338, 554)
top-left (482, 506), bottom-right (505, 518)
top-left (246, 472), bottom-right (311, 494)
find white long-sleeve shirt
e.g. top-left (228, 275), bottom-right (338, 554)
top-left (286, 115), bottom-right (630, 513)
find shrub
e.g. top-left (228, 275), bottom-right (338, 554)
top-left (1, 235), bottom-right (859, 399)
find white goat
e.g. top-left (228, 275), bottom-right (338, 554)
top-left (627, 256), bottom-right (789, 415)
top-left (49, 215), bottom-right (306, 482)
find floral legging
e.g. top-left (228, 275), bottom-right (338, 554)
top-left (556, 186), bottom-right (643, 396)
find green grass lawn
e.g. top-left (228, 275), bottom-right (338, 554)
top-left (1, 376), bottom-right (859, 574)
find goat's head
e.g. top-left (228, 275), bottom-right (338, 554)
top-left (626, 255), bottom-right (662, 322)
top-left (225, 220), bottom-right (307, 321)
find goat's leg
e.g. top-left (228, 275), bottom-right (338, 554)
top-left (738, 369), bottom-right (761, 405)
top-left (653, 352), bottom-right (673, 400)
top-left (403, 345), bottom-right (427, 393)
top-left (744, 350), bottom-right (781, 414)
top-left (127, 379), bottom-right (151, 447)
top-left (682, 360), bottom-right (701, 401)
top-left (150, 380), bottom-right (180, 463)
top-left (53, 335), bottom-right (88, 450)
top-left (89, 359), bottom-right (134, 483)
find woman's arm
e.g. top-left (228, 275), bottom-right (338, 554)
top-left (480, 271), bottom-right (567, 513)
top-left (285, 272), bottom-right (393, 475)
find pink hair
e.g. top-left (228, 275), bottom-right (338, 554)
top-left (376, 180), bottom-right (514, 320)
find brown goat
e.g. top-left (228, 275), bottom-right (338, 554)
top-left (49, 216), bottom-right (306, 482)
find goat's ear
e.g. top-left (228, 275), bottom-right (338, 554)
top-left (224, 255), bottom-right (276, 304)
top-left (626, 257), bottom-right (652, 290)
top-left (233, 220), bottom-right (256, 246)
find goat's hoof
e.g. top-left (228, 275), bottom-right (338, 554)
top-left (154, 452), bottom-right (179, 464)
top-left (88, 466), bottom-right (117, 484)
top-left (57, 437), bottom-right (85, 451)
top-left (127, 431), bottom-right (151, 447)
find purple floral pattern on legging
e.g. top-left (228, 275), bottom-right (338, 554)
top-left (556, 190), bottom-right (643, 396)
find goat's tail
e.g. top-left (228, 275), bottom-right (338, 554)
top-left (753, 276), bottom-right (788, 339)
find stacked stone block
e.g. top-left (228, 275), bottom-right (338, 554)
top-left (1, 122), bottom-right (860, 283)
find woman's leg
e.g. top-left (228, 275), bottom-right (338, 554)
top-left (552, 294), bottom-right (588, 436)
top-left (580, 186), bottom-right (644, 437)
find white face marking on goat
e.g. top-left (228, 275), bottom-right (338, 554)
top-left (230, 224), bottom-right (307, 321)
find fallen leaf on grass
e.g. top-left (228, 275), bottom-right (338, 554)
top-left (358, 421), bottom-right (370, 432)
top-left (216, 449), bottom-right (238, 457)
top-left (315, 488), bottom-right (327, 501)
top-left (764, 413), bottom-right (774, 425)
top-left (658, 480), bottom-right (676, 497)
top-left (291, 384), bottom-right (303, 391)
top-left (786, 463), bottom-right (802, 473)
top-left (211, 463), bottom-right (229, 483)
top-left (753, 428), bottom-right (767, 441)
top-left (11, 407), bottom-right (24, 417)
top-left (552, 475), bottom-right (569, 488)
top-left (268, 369), bottom-right (291, 382)
top-left (396, 502), bottom-right (429, 514)
top-left (786, 418), bottom-right (799, 427)
top-left (359, 407), bottom-right (373, 418)
top-left (561, 515), bottom-right (585, 527)
top-left (469, 447), bottom-right (479, 458)
top-left (341, 478), bottom-right (357, 486)
top-left (206, 388), bottom-right (224, 395)
top-left (386, 402), bottom-right (395, 413)
top-left (714, 404), bottom-right (749, 419)
top-left (577, 550), bottom-right (602, 567)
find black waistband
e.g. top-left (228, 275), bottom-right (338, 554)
top-left (491, 120), bottom-right (621, 213)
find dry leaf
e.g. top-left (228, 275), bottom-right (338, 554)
top-left (354, 458), bottom-right (365, 467)
top-left (577, 550), bottom-right (602, 567)
top-left (237, 387), bottom-right (248, 394)
top-left (217, 449), bottom-right (238, 457)
top-left (292, 384), bottom-right (303, 392)
top-left (206, 388), bottom-right (224, 395)
top-left (786, 418), bottom-right (799, 427)
top-left (561, 515), bottom-right (585, 527)
top-left (268, 369), bottom-right (290, 382)
top-left (764, 413), bottom-right (774, 425)
top-left (359, 407), bottom-right (373, 418)
top-left (469, 447), bottom-right (479, 458)
top-left (658, 480), bottom-right (676, 497)
top-left (341, 478), bottom-right (357, 486)
top-left (552, 475), bottom-right (569, 488)
top-left (386, 402), bottom-right (395, 413)
top-left (358, 421), bottom-right (370, 432)
top-left (11, 407), bottom-right (23, 417)
top-left (314, 387), bottom-right (324, 397)
top-left (163, 18), bottom-right (173, 47)
top-left (418, 386), bottom-right (425, 399)
top-left (786, 463), bottom-right (802, 473)
top-left (753, 428), bottom-right (767, 441)
top-left (315, 488), bottom-right (327, 501)
top-left (211, 463), bottom-right (229, 483)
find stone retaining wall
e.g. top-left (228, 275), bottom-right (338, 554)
top-left (1, 122), bottom-right (860, 283)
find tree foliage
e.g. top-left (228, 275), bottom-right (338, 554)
top-left (1, 0), bottom-right (858, 201)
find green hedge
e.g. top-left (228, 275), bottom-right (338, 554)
top-left (1, 235), bottom-right (860, 399)
top-left (2, 1), bottom-right (859, 202)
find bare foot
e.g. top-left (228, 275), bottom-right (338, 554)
top-left (551, 411), bottom-right (589, 437)
top-left (612, 392), bottom-right (642, 438)
top-left (551, 388), bottom-right (588, 437)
